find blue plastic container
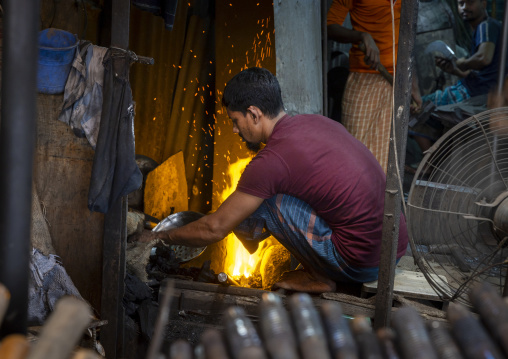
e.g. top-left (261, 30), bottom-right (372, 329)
top-left (37, 28), bottom-right (78, 94)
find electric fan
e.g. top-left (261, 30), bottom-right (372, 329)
top-left (406, 107), bottom-right (508, 305)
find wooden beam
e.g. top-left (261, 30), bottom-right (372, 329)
top-left (374, 0), bottom-right (419, 329)
top-left (100, 1), bottom-right (130, 357)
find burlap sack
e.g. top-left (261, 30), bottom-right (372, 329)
top-left (31, 183), bottom-right (56, 256)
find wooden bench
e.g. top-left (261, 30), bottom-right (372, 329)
top-left (361, 269), bottom-right (448, 302)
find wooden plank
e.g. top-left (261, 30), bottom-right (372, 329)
top-left (168, 279), bottom-right (378, 319)
top-left (171, 278), bottom-right (271, 298)
top-left (101, 2), bottom-right (130, 358)
top-left (101, 197), bottom-right (127, 359)
top-left (33, 94), bottom-right (104, 312)
top-left (363, 269), bottom-right (447, 301)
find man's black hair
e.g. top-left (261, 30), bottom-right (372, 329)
top-left (222, 67), bottom-right (285, 118)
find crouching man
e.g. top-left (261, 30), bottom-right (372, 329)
top-left (139, 67), bottom-right (408, 293)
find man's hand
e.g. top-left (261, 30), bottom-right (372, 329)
top-left (435, 56), bottom-right (456, 74)
top-left (360, 33), bottom-right (380, 70)
top-left (134, 191), bottom-right (265, 248)
top-left (435, 56), bottom-right (469, 78)
top-left (129, 228), bottom-right (160, 243)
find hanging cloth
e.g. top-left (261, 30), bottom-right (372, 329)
top-left (58, 41), bottom-right (108, 148)
top-left (88, 48), bottom-right (142, 213)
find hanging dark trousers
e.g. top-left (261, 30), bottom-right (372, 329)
top-left (88, 48), bottom-right (142, 213)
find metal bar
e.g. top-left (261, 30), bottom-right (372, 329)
top-left (373, 0), bottom-right (419, 329)
top-left (322, 0), bottom-right (328, 117)
top-left (0, 0), bottom-right (40, 337)
top-left (145, 280), bottom-right (175, 359)
top-left (111, 0), bottom-right (130, 49)
top-left (495, 0), bottom-right (508, 297)
top-left (495, 0), bottom-right (508, 98)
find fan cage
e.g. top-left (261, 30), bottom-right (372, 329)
top-left (407, 107), bottom-right (508, 306)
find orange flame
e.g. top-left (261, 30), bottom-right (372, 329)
top-left (220, 157), bottom-right (263, 280)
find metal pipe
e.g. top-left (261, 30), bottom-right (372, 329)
top-left (322, 0), bottom-right (328, 117)
top-left (217, 272), bottom-right (242, 287)
top-left (495, 0), bottom-right (508, 98)
top-left (0, 0), bottom-right (40, 336)
top-left (496, 0), bottom-right (508, 297)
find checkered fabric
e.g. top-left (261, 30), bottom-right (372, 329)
top-left (341, 72), bottom-right (393, 173)
top-left (422, 81), bottom-right (471, 106)
top-left (233, 194), bottom-right (380, 283)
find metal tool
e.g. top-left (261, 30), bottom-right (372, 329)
top-left (358, 41), bottom-right (419, 109)
top-left (391, 306), bottom-right (438, 359)
top-left (288, 293), bottom-right (331, 359)
top-left (217, 272), bottom-right (242, 287)
top-left (152, 211), bottom-right (207, 263)
top-left (358, 42), bottom-right (393, 86)
top-left (168, 339), bottom-right (193, 359)
top-left (351, 316), bottom-right (383, 359)
top-left (146, 279), bottom-right (175, 359)
top-left (259, 293), bottom-right (299, 359)
top-left (427, 321), bottom-right (462, 359)
top-left (0, 334), bottom-right (30, 359)
top-left (200, 329), bottom-right (231, 359)
top-left (26, 296), bottom-right (92, 359)
top-left (319, 301), bottom-right (358, 359)
top-left (447, 302), bottom-right (504, 359)
top-left (468, 281), bottom-right (508, 356)
top-left (223, 306), bottom-right (267, 359)
top-left (376, 328), bottom-right (400, 359)
top-left (0, 283), bottom-right (10, 325)
top-left (424, 40), bottom-right (457, 62)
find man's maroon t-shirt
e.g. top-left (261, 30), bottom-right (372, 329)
top-left (237, 114), bottom-right (408, 267)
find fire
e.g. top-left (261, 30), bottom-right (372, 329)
top-left (220, 157), bottom-right (263, 281)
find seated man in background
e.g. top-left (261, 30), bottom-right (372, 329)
top-left (411, 0), bottom-right (506, 151)
top-left (137, 67), bottom-right (408, 293)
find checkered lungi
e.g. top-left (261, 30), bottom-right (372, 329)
top-left (233, 194), bottom-right (379, 283)
top-left (422, 81), bottom-right (470, 106)
top-left (341, 72), bottom-right (393, 173)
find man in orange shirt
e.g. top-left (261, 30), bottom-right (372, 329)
top-left (327, 0), bottom-right (401, 173)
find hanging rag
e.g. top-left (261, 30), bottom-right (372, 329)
top-left (88, 48), bottom-right (143, 213)
top-left (58, 41), bottom-right (108, 149)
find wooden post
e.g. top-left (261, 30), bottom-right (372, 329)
top-left (100, 0), bottom-right (130, 357)
top-left (373, 0), bottom-right (419, 329)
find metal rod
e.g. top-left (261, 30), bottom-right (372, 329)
top-left (496, 0), bottom-right (508, 297)
top-left (146, 280), bottom-right (175, 359)
top-left (322, 0), bottom-right (328, 117)
top-left (495, 0), bottom-right (508, 98)
top-left (0, 0), bottom-right (40, 337)
top-left (374, 0), bottom-right (419, 329)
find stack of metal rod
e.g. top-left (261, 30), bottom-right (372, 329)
top-left (0, 283), bottom-right (100, 359)
top-left (165, 281), bottom-right (508, 359)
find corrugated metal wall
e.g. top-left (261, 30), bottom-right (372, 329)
top-left (129, 1), bottom-right (215, 214)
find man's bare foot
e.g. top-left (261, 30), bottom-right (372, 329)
top-left (272, 269), bottom-right (336, 293)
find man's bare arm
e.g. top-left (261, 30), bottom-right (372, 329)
top-left (457, 42), bottom-right (496, 72)
top-left (143, 191), bottom-right (265, 247)
top-left (327, 24), bottom-right (380, 70)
